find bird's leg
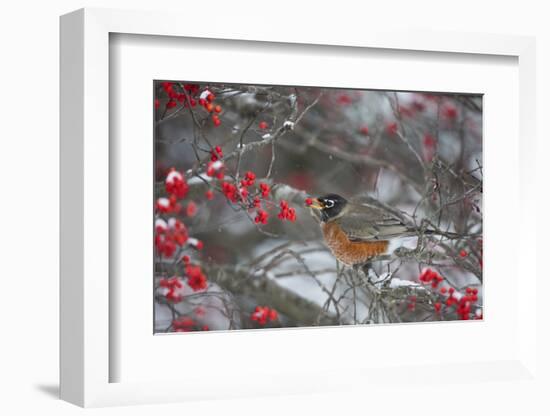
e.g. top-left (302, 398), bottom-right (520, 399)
top-left (350, 263), bottom-right (363, 285)
top-left (351, 263), bottom-right (359, 276)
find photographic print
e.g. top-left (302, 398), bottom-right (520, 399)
top-left (154, 81), bottom-right (482, 333)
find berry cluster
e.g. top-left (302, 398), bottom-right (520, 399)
top-left (184, 263), bottom-right (208, 292)
top-left (205, 160), bottom-right (294, 228)
top-left (159, 277), bottom-right (185, 303)
top-left (206, 160), bottom-right (225, 179)
top-left (210, 145), bottom-right (223, 162)
top-left (158, 82), bottom-right (200, 111)
top-left (172, 316), bottom-right (195, 332)
top-left (446, 287), bottom-right (480, 320)
top-left (417, 268), bottom-right (481, 320)
top-left (241, 171), bottom-right (256, 187)
top-left (155, 168), bottom-right (191, 214)
top-left (155, 196), bottom-right (180, 214)
top-left (155, 167), bottom-right (210, 320)
top-left (250, 306), bottom-right (279, 326)
top-left (221, 181), bottom-right (239, 203)
top-left (198, 89), bottom-right (222, 126)
top-left (157, 83), bottom-right (224, 128)
top-left (419, 268), bottom-right (444, 289)
top-left (158, 94), bottom-right (297, 228)
top-left (154, 218), bottom-right (188, 257)
top-left (172, 316), bottom-right (209, 332)
top-left (278, 200), bottom-right (296, 222)
top-left (254, 209), bottom-right (269, 225)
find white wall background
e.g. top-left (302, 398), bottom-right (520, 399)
top-left (0, 1), bottom-right (548, 414)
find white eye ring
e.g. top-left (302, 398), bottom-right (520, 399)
top-left (325, 199), bottom-right (334, 208)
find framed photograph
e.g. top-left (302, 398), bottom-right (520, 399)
top-left (151, 80), bottom-right (483, 334)
top-left (60, 8), bottom-right (539, 408)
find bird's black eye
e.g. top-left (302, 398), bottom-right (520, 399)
top-left (325, 199), bottom-right (334, 208)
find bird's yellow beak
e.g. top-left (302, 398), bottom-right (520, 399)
top-left (308, 198), bottom-right (325, 210)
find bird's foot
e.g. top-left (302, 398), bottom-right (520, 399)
top-left (361, 262), bottom-right (372, 278)
top-left (351, 262), bottom-right (373, 283)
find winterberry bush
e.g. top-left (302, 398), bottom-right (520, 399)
top-left (154, 81), bottom-right (482, 332)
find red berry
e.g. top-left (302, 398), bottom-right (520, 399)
top-left (337, 94), bottom-right (352, 105)
top-left (254, 209), bottom-right (269, 225)
top-left (269, 309), bottom-right (278, 321)
top-left (386, 122), bottom-right (398, 136)
top-left (205, 190), bottom-right (214, 200)
top-left (186, 201), bottom-right (197, 217)
top-left (185, 264), bottom-right (207, 291)
top-left (359, 126), bottom-right (369, 136)
top-left (259, 121), bottom-right (268, 129)
top-left (250, 306), bottom-right (278, 326)
top-left (460, 249), bottom-right (468, 258)
top-left (423, 134), bottom-right (436, 148)
top-left (161, 82), bottom-right (173, 93)
top-left (240, 171), bottom-right (256, 187)
top-left (259, 183), bottom-right (270, 198)
top-left (214, 105), bottom-right (222, 113)
top-left (412, 100), bottom-right (426, 112)
top-left (277, 199), bottom-right (297, 222)
top-left (443, 105), bottom-right (457, 119)
top-left (305, 197), bottom-right (313, 206)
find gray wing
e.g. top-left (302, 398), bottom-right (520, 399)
top-left (335, 203), bottom-right (411, 241)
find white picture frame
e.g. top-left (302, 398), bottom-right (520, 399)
top-left (60, 7), bottom-right (539, 408)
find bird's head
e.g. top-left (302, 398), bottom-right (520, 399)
top-left (307, 194), bottom-right (348, 222)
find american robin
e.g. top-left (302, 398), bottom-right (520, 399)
top-left (307, 194), bottom-right (429, 267)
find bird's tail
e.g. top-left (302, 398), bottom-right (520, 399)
top-left (407, 227), bottom-right (465, 240)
